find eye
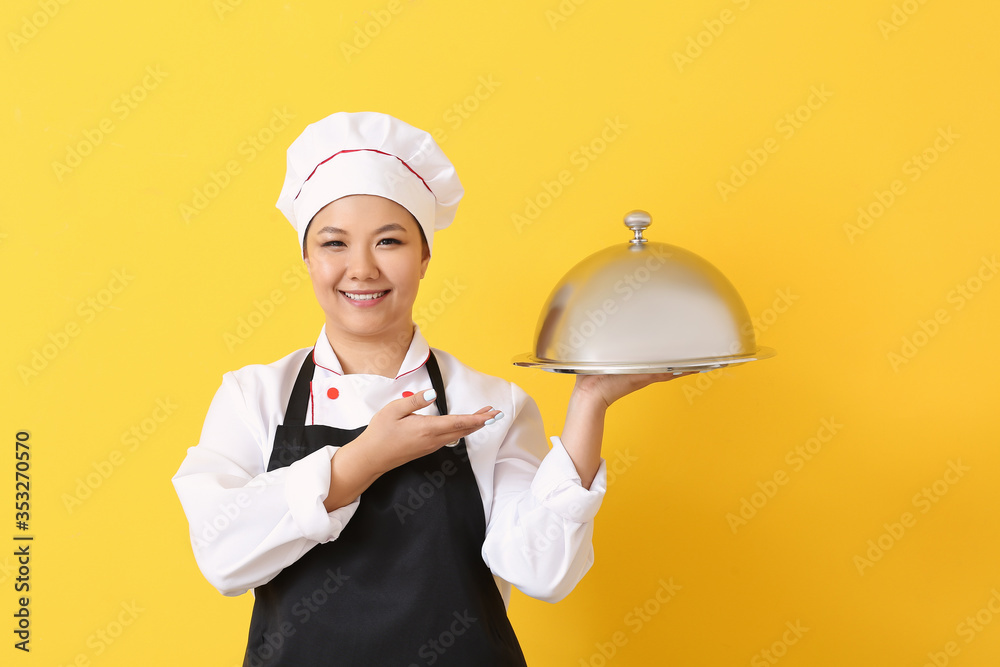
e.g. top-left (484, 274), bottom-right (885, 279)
top-left (321, 240), bottom-right (345, 247)
top-left (377, 238), bottom-right (402, 246)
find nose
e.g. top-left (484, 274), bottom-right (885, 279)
top-left (346, 244), bottom-right (379, 281)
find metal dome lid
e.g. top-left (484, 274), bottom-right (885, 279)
top-left (512, 210), bottom-right (776, 374)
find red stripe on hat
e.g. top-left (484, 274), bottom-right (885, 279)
top-left (294, 149), bottom-right (434, 200)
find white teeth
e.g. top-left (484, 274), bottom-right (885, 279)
top-left (343, 290), bottom-right (388, 301)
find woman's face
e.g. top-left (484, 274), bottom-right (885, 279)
top-left (304, 194), bottom-right (429, 341)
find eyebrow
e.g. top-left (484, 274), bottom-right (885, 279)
top-left (316, 223), bottom-right (409, 236)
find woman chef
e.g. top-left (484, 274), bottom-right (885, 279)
top-left (172, 111), bottom-right (689, 666)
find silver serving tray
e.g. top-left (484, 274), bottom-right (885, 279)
top-left (512, 347), bottom-right (776, 375)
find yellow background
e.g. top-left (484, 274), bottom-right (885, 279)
top-left (3, 0), bottom-right (999, 665)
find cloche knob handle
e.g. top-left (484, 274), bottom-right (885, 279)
top-left (624, 210), bottom-right (651, 244)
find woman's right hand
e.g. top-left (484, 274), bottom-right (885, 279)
top-left (324, 391), bottom-right (502, 512)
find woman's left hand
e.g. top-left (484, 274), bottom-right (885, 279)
top-left (572, 370), bottom-right (697, 409)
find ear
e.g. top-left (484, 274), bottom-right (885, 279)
top-left (301, 220), bottom-right (313, 269)
top-left (418, 237), bottom-right (430, 279)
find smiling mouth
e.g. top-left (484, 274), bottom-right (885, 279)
top-left (341, 290), bottom-right (390, 301)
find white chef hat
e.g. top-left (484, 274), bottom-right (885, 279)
top-left (276, 111), bottom-right (463, 257)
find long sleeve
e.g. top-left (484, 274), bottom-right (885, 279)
top-left (172, 371), bottom-right (360, 596)
top-left (480, 382), bottom-right (607, 603)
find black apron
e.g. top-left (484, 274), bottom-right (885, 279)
top-left (242, 349), bottom-right (528, 667)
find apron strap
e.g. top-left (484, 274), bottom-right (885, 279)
top-left (423, 350), bottom-right (449, 417)
top-left (281, 349), bottom-right (316, 426)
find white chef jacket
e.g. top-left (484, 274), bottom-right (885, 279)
top-left (172, 323), bottom-right (608, 606)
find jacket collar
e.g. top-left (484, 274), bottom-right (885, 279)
top-left (312, 322), bottom-right (430, 379)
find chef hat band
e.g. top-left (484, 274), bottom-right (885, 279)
top-left (276, 112), bottom-right (463, 257)
top-left (294, 149), bottom-right (434, 200)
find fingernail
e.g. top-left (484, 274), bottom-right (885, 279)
top-left (423, 389), bottom-right (437, 401)
top-left (493, 412), bottom-right (505, 422)
top-left (484, 417), bottom-right (495, 425)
